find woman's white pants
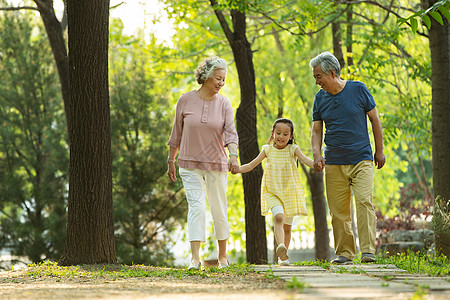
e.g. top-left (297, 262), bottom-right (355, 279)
top-left (179, 167), bottom-right (229, 242)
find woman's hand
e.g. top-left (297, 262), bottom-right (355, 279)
top-left (167, 161), bottom-right (177, 182)
top-left (228, 156), bottom-right (239, 174)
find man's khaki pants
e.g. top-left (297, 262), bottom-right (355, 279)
top-left (325, 160), bottom-right (376, 259)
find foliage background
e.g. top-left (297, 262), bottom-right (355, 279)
top-left (0, 0), bottom-right (436, 267)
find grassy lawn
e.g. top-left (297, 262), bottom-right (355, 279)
top-left (293, 251), bottom-right (450, 277)
top-left (22, 261), bottom-right (256, 279)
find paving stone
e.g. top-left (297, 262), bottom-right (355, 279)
top-left (253, 264), bottom-right (450, 299)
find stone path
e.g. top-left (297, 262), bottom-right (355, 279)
top-left (254, 263), bottom-right (450, 299)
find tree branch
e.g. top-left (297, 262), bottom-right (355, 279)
top-left (60, 0), bottom-right (67, 31)
top-left (339, 0), bottom-right (404, 19)
top-left (209, 0), bottom-right (234, 43)
top-left (0, 6), bottom-right (38, 11)
top-left (252, 5), bottom-right (349, 36)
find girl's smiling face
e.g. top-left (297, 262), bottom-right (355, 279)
top-left (272, 123), bottom-right (293, 149)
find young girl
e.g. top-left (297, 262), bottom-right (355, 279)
top-left (234, 118), bottom-right (314, 265)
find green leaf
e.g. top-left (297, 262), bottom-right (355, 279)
top-left (438, 5), bottom-right (450, 22)
top-left (412, 10), bottom-right (426, 18)
top-left (411, 17), bottom-right (418, 33)
top-left (429, 11), bottom-right (444, 25)
top-left (397, 17), bottom-right (408, 25)
top-left (422, 15), bottom-right (432, 29)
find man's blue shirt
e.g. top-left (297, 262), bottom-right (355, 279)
top-left (312, 81), bottom-right (376, 165)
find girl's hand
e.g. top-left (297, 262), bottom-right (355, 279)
top-left (167, 161), bottom-right (177, 182)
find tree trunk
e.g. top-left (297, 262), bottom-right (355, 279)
top-left (304, 168), bottom-right (330, 261)
top-left (232, 11), bottom-right (267, 265)
top-left (332, 21), bottom-right (345, 70)
top-left (422, 0), bottom-right (450, 257)
top-left (59, 0), bottom-right (116, 265)
top-left (210, 1), bottom-right (267, 264)
top-left (346, 7), bottom-right (354, 68)
top-left (426, 0), bottom-right (450, 200)
top-left (34, 0), bottom-right (71, 134)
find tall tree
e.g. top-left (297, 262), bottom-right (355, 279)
top-left (59, 0), bottom-right (116, 265)
top-left (422, 0), bottom-right (450, 255)
top-left (210, 0), bottom-right (267, 264)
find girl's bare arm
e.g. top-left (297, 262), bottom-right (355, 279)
top-left (237, 150), bottom-right (266, 173)
top-left (295, 147), bottom-right (314, 169)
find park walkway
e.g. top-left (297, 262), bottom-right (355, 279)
top-left (254, 263), bottom-right (450, 299)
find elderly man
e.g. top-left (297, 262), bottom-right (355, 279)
top-left (310, 52), bottom-right (385, 265)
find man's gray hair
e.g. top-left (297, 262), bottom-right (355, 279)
top-left (195, 56), bottom-right (227, 84)
top-left (309, 52), bottom-right (341, 77)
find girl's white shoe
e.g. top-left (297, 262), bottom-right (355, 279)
top-left (276, 243), bottom-right (289, 261)
top-left (278, 258), bottom-right (290, 266)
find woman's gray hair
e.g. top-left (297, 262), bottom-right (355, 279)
top-left (309, 52), bottom-right (341, 77)
top-left (195, 56), bottom-right (227, 84)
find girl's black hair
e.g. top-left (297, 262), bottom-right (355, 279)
top-left (267, 118), bottom-right (296, 145)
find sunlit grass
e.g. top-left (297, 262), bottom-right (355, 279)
top-left (25, 261), bottom-right (255, 279)
top-left (286, 276), bottom-right (309, 292)
top-left (376, 251), bottom-right (450, 276)
top-left (292, 259), bottom-right (330, 269)
top-left (292, 251), bottom-right (449, 277)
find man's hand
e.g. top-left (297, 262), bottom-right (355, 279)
top-left (314, 156), bottom-right (326, 172)
top-left (374, 151), bottom-right (385, 169)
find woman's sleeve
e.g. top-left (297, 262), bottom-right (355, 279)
top-left (167, 97), bottom-right (184, 148)
top-left (223, 99), bottom-right (239, 147)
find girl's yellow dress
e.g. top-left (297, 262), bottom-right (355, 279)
top-left (261, 144), bottom-right (307, 217)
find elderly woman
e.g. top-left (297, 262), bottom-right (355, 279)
top-left (167, 56), bottom-right (239, 270)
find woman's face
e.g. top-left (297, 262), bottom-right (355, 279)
top-left (272, 123), bottom-right (293, 149)
top-left (203, 69), bottom-right (226, 94)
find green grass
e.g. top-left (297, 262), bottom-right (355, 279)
top-left (334, 266), bottom-right (367, 274)
top-left (263, 266), bottom-right (279, 280)
top-left (376, 251), bottom-right (450, 276)
top-left (292, 259), bottom-right (330, 269)
top-left (286, 276), bottom-right (309, 292)
top-left (411, 283), bottom-right (430, 299)
top-left (293, 251), bottom-right (449, 277)
top-left (24, 261), bottom-right (255, 280)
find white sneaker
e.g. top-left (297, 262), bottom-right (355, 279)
top-left (187, 261), bottom-right (201, 271)
top-left (276, 243), bottom-right (289, 261)
top-left (278, 258), bottom-right (290, 266)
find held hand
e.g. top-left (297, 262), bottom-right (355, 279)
top-left (313, 156), bottom-right (326, 172)
top-left (167, 162), bottom-right (177, 182)
top-left (374, 151), bottom-right (385, 169)
top-left (230, 166), bottom-right (240, 175)
top-left (228, 156), bottom-right (239, 174)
